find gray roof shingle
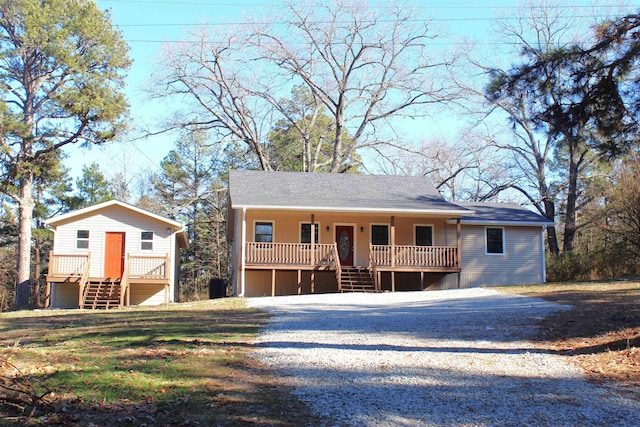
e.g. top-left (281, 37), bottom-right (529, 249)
top-left (229, 170), bottom-right (471, 215)
top-left (456, 201), bottom-right (553, 225)
top-left (229, 170), bottom-right (554, 226)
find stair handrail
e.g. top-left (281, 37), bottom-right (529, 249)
top-left (78, 253), bottom-right (91, 308)
top-left (368, 244), bottom-right (380, 292)
top-left (332, 242), bottom-right (342, 292)
top-left (120, 254), bottom-right (131, 308)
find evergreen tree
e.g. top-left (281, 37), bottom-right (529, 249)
top-left (0, 0), bottom-right (130, 307)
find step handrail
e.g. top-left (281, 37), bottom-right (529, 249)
top-left (77, 253), bottom-right (91, 309)
top-left (332, 243), bottom-right (342, 292)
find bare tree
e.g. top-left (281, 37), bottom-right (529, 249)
top-left (153, 1), bottom-right (455, 172)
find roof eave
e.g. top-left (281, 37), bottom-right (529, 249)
top-left (232, 204), bottom-right (472, 216)
top-left (448, 219), bottom-right (554, 227)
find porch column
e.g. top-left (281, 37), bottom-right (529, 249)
top-left (391, 216), bottom-right (395, 292)
top-left (390, 216), bottom-right (396, 268)
top-left (456, 218), bottom-right (461, 269)
top-left (310, 214), bottom-right (315, 266)
top-left (240, 208), bottom-right (247, 297)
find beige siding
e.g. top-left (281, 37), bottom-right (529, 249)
top-left (451, 225), bottom-right (544, 288)
top-left (51, 204), bottom-right (179, 304)
top-left (51, 283), bottom-right (79, 309)
top-left (245, 270), bottom-right (337, 297)
top-left (130, 284), bottom-right (167, 306)
top-left (244, 210), bottom-right (454, 267)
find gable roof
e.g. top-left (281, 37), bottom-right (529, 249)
top-left (455, 201), bottom-right (554, 227)
top-left (229, 170), bottom-right (472, 216)
top-left (45, 199), bottom-right (189, 248)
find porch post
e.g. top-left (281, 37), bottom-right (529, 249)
top-left (456, 218), bottom-right (461, 269)
top-left (240, 208), bottom-right (247, 297)
top-left (271, 269), bottom-right (276, 297)
top-left (310, 214), bottom-right (315, 266)
top-left (390, 216), bottom-right (395, 268)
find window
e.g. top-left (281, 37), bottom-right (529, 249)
top-left (371, 225), bottom-right (389, 245)
top-left (486, 227), bottom-right (504, 254)
top-left (415, 226), bottom-right (433, 246)
top-left (76, 230), bottom-right (89, 249)
top-left (255, 222), bottom-right (273, 242)
top-left (141, 231), bottom-right (153, 250)
top-left (300, 223), bottom-right (319, 244)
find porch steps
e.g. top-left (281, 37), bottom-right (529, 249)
top-left (340, 267), bottom-right (376, 293)
top-left (82, 279), bottom-right (121, 309)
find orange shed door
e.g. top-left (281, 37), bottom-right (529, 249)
top-left (104, 232), bottom-right (125, 278)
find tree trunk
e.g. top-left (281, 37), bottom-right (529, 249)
top-left (543, 199), bottom-right (560, 255)
top-left (563, 145), bottom-right (581, 252)
top-left (15, 173), bottom-right (35, 307)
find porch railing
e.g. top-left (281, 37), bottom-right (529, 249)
top-left (48, 252), bottom-right (89, 277)
top-left (370, 245), bottom-right (459, 269)
top-left (127, 254), bottom-right (170, 280)
top-left (245, 242), bottom-right (337, 267)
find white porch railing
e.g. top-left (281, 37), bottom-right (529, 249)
top-left (245, 242), bottom-right (337, 267)
top-left (370, 245), bottom-right (459, 269)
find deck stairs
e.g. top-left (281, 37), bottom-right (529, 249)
top-left (340, 267), bottom-right (377, 293)
top-left (82, 279), bottom-right (121, 309)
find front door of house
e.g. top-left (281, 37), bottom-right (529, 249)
top-left (104, 232), bottom-right (125, 278)
top-left (335, 226), bottom-right (354, 266)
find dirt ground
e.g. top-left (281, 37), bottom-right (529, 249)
top-left (501, 281), bottom-right (640, 392)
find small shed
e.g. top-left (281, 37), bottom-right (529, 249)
top-left (45, 200), bottom-right (188, 309)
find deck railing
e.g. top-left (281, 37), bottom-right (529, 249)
top-left (370, 245), bottom-right (459, 269)
top-left (245, 242), bottom-right (337, 267)
top-left (127, 254), bottom-right (170, 279)
top-left (48, 252), bottom-right (89, 277)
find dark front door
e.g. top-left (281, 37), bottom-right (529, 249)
top-left (335, 226), bottom-right (354, 266)
top-left (104, 232), bottom-right (125, 278)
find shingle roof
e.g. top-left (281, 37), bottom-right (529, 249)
top-left (456, 201), bottom-right (554, 225)
top-left (229, 170), bottom-right (472, 215)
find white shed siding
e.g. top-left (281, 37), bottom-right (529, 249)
top-left (456, 225), bottom-right (544, 288)
top-left (51, 204), bottom-right (178, 304)
top-left (51, 283), bottom-right (79, 309)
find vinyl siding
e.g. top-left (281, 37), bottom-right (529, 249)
top-left (50, 204), bottom-right (179, 304)
top-left (450, 224), bottom-right (544, 288)
top-left (51, 283), bottom-right (79, 309)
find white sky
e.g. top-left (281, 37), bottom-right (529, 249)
top-left (63, 0), bottom-right (638, 189)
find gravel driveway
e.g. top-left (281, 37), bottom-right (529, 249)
top-left (247, 288), bottom-right (640, 426)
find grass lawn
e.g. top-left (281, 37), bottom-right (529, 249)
top-left (2, 281), bottom-right (639, 425)
top-left (0, 298), bottom-right (324, 426)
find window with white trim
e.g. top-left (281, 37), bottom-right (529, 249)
top-left (300, 223), bottom-right (319, 244)
top-left (371, 224), bottom-right (389, 245)
top-left (415, 225), bottom-right (433, 246)
top-left (486, 227), bottom-right (504, 254)
top-left (76, 230), bottom-right (89, 249)
top-left (141, 231), bottom-right (153, 250)
top-left (255, 222), bottom-right (273, 242)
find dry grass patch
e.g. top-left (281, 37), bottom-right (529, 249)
top-left (495, 281), bottom-right (640, 390)
top-left (0, 298), bottom-right (324, 426)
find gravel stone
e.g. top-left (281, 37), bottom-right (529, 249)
top-left (247, 288), bottom-right (640, 426)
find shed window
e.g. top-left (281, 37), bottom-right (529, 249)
top-left (255, 222), bottom-right (273, 243)
top-left (486, 227), bottom-right (504, 254)
top-left (141, 231), bottom-right (153, 250)
top-left (415, 226), bottom-right (433, 246)
top-left (76, 230), bottom-right (89, 249)
top-left (301, 223), bottom-right (319, 244)
top-left (371, 225), bottom-right (389, 245)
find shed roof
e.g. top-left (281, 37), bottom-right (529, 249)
top-left (455, 201), bottom-right (554, 226)
top-left (45, 199), bottom-right (189, 248)
top-left (229, 170), bottom-right (473, 216)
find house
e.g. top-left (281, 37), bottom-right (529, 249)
top-left (227, 170), bottom-right (553, 297)
top-left (44, 200), bottom-right (188, 309)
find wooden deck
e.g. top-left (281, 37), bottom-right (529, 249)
top-left (46, 252), bottom-right (171, 308)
